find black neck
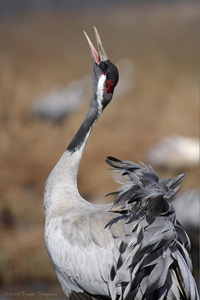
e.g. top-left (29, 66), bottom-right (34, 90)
top-left (67, 96), bottom-right (99, 153)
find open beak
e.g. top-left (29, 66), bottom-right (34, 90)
top-left (84, 27), bottom-right (108, 65)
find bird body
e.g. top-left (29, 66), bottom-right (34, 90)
top-left (44, 28), bottom-right (199, 300)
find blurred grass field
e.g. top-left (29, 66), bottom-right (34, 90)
top-left (0, 1), bottom-right (199, 295)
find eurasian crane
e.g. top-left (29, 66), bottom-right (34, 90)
top-left (44, 27), bottom-right (199, 300)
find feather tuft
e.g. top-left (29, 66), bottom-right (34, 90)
top-left (106, 156), bottom-right (186, 218)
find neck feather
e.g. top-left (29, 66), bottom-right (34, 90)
top-left (44, 91), bottom-right (103, 215)
top-left (67, 105), bottom-right (98, 152)
top-left (67, 74), bottom-right (106, 152)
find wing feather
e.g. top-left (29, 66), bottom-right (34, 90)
top-left (104, 156), bottom-right (199, 299)
top-left (56, 207), bottom-right (124, 298)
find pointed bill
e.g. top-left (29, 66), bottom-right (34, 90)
top-left (83, 30), bottom-right (100, 64)
top-left (94, 26), bottom-right (108, 62)
top-left (84, 27), bottom-right (108, 64)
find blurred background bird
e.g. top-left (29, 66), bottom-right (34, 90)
top-left (0, 0), bottom-right (198, 298)
top-left (31, 76), bottom-right (91, 122)
top-left (146, 135), bottom-right (199, 170)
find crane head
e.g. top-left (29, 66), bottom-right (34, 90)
top-left (84, 27), bottom-right (119, 111)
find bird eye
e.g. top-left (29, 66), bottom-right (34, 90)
top-left (103, 71), bottom-right (106, 75)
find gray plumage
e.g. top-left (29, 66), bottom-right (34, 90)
top-left (44, 28), bottom-right (199, 300)
top-left (104, 156), bottom-right (198, 299)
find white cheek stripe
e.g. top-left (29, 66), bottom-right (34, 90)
top-left (96, 74), bottom-right (106, 115)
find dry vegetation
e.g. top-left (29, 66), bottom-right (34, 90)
top-left (0, 2), bottom-right (198, 296)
